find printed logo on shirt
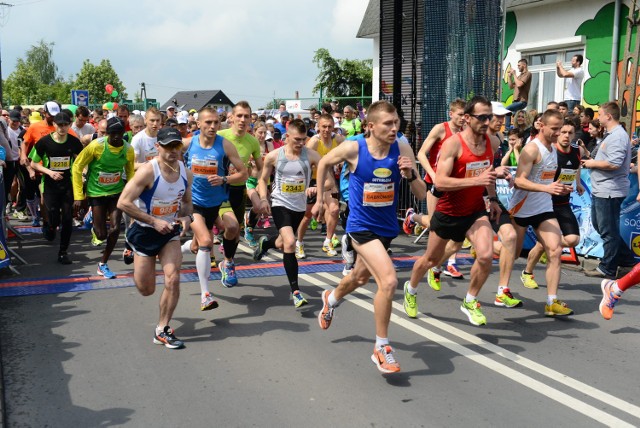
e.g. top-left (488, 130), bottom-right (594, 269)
top-left (373, 168), bottom-right (392, 178)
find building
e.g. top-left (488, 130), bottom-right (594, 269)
top-left (160, 90), bottom-right (234, 113)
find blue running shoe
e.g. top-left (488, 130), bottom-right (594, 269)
top-left (244, 226), bottom-right (258, 247)
top-left (97, 263), bottom-right (116, 279)
top-left (220, 259), bottom-right (238, 287)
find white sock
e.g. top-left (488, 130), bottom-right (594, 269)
top-left (433, 266), bottom-right (442, 274)
top-left (155, 325), bottom-right (165, 335)
top-left (465, 293), bottom-right (476, 303)
top-left (323, 238), bottom-right (330, 245)
top-left (497, 285), bottom-right (507, 294)
top-left (448, 254), bottom-right (456, 265)
top-left (181, 240), bottom-right (194, 255)
top-left (196, 248), bottom-right (211, 295)
top-left (407, 282), bottom-right (418, 295)
top-left (296, 240), bottom-right (303, 247)
top-left (547, 294), bottom-right (557, 305)
top-left (613, 282), bottom-right (623, 297)
top-left (375, 336), bottom-right (389, 348)
top-left (328, 290), bottom-right (340, 307)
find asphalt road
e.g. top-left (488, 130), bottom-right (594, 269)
top-left (0, 223), bottom-right (639, 428)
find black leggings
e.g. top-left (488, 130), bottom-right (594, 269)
top-left (44, 187), bottom-right (74, 252)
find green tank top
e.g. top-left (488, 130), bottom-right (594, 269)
top-left (86, 138), bottom-right (130, 197)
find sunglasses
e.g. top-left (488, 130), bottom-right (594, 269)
top-left (469, 114), bottom-right (494, 122)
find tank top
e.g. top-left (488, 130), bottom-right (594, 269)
top-left (425, 122), bottom-right (454, 183)
top-left (553, 145), bottom-right (580, 205)
top-left (346, 137), bottom-right (401, 238)
top-left (184, 134), bottom-right (228, 208)
top-left (270, 147), bottom-right (311, 212)
top-left (86, 138), bottom-right (130, 197)
top-left (509, 139), bottom-right (557, 217)
top-left (312, 137), bottom-right (338, 179)
top-left (436, 134), bottom-right (493, 217)
top-left (136, 159), bottom-right (188, 228)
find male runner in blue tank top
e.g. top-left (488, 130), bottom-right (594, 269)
top-left (313, 100), bottom-right (426, 374)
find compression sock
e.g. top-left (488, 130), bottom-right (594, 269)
top-left (283, 252), bottom-right (299, 292)
top-left (196, 248), bottom-right (211, 295)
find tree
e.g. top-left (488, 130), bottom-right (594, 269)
top-left (73, 59), bottom-right (126, 105)
top-left (25, 40), bottom-right (60, 85)
top-left (3, 58), bottom-right (40, 104)
top-left (312, 48), bottom-right (372, 98)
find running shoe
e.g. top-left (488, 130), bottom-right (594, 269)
top-left (31, 217), bottom-right (41, 227)
top-left (256, 216), bottom-right (265, 228)
top-left (494, 288), bottom-right (523, 308)
top-left (414, 224), bottom-right (424, 236)
top-left (292, 290), bottom-right (308, 308)
top-left (460, 299), bottom-right (487, 326)
top-left (220, 259), bottom-right (238, 287)
top-left (520, 270), bottom-right (539, 289)
top-left (83, 209), bottom-right (93, 228)
top-left (218, 243), bottom-right (224, 255)
top-left (42, 225), bottom-right (56, 242)
top-left (253, 236), bottom-right (268, 261)
top-left (331, 234), bottom-right (341, 248)
top-left (371, 345), bottom-right (401, 374)
top-left (153, 326), bottom-right (184, 349)
top-left (403, 207), bottom-right (416, 234)
top-left (122, 248), bottom-right (134, 265)
top-left (213, 234), bottom-right (221, 245)
top-left (201, 292), bottom-right (219, 311)
top-left (57, 252), bottom-right (72, 265)
top-left (210, 254), bottom-right (217, 269)
top-left (427, 268), bottom-right (441, 291)
top-left (544, 299), bottom-right (574, 317)
top-left (310, 218), bottom-right (318, 230)
top-left (97, 263), bottom-right (116, 279)
top-left (91, 228), bottom-right (104, 247)
top-left (443, 264), bottom-right (464, 279)
top-left (262, 217), bottom-right (271, 229)
top-left (341, 234), bottom-right (355, 276)
top-left (318, 290), bottom-right (334, 329)
top-left (599, 279), bottom-right (619, 320)
top-left (323, 240), bottom-right (338, 257)
top-left (540, 252), bottom-right (548, 265)
top-left (403, 281), bottom-right (418, 318)
top-left (461, 238), bottom-right (472, 249)
top-left (244, 226), bottom-right (258, 247)
top-left (295, 242), bottom-right (306, 259)
top-left (12, 210), bottom-right (27, 220)
top-left (72, 218), bottom-right (83, 227)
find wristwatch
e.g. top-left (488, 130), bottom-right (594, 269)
top-left (406, 169), bottom-right (417, 182)
top-left (222, 176), bottom-right (228, 185)
top-left (187, 214), bottom-right (194, 222)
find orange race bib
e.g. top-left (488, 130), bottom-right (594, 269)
top-left (465, 160), bottom-right (490, 178)
top-left (151, 199), bottom-right (179, 217)
top-left (540, 168), bottom-right (557, 182)
top-left (191, 158), bottom-right (218, 177)
top-left (98, 171), bottom-right (121, 185)
top-left (363, 182), bottom-right (395, 207)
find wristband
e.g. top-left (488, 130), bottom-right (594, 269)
top-left (406, 169), bottom-right (417, 182)
top-left (187, 214), bottom-right (194, 222)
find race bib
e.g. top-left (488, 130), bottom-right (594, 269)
top-left (281, 177), bottom-right (305, 193)
top-left (464, 160), bottom-right (490, 178)
top-left (98, 171), bottom-right (121, 185)
top-left (558, 168), bottom-right (577, 185)
top-left (191, 158), bottom-right (218, 177)
top-left (151, 199), bottom-right (179, 217)
top-left (50, 156), bottom-right (70, 171)
top-left (540, 166), bottom-right (557, 182)
top-left (144, 148), bottom-right (158, 161)
top-left (363, 182), bottom-right (395, 207)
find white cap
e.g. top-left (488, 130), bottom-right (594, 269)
top-left (44, 101), bottom-right (60, 116)
top-left (132, 110), bottom-right (141, 115)
top-left (491, 101), bottom-right (512, 116)
top-left (177, 111), bottom-right (189, 124)
top-left (265, 131), bottom-right (273, 141)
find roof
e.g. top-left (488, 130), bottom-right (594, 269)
top-left (160, 90), bottom-right (234, 112)
top-left (356, 0), bottom-right (379, 39)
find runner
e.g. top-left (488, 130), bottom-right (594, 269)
top-left (243, 121), bottom-right (272, 247)
top-left (403, 96), bottom-right (502, 326)
top-left (217, 101), bottom-right (263, 287)
top-left (252, 119), bottom-right (321, 307)
top-left (72, 117), bottom-right (135, 278)
top-left (315, 100), bottom-right (426, 373)
top-left (296, 113), bottom-right (344, 258)
top-left (521, 118), bottom-right (584, 288)
top-left (181, 107), bottom-right (247, 309)
top-left (117, 127), bottom-right (193, 349)
top-left (131, 107), bottom-right (162, 170)
top-left (508, 109), bottom-right (574, 316)
top-left (599, 262), bottom-right (640, 320)
top-left (29, 112), bottom-right (83, 264)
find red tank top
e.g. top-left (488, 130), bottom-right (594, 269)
top-left (436, 134), bottom-right (493, 217)
top-left (425, 122), bottom-right (454, 183)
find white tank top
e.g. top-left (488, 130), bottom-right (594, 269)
top-left (135, 159), bottom-right (188, 227)
top-left (270, 147), bottom-right (311, 212)
top-left (509, 139), bottom-right (557, 218)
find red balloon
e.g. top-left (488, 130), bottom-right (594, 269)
top-left (105, 84), bottom-right (114, 94)
top-left (112, 103), bottom-right (118, 110)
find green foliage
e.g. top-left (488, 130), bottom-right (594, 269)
top-left (73, 59), bottom-right (127, 105)
top-left (312, 48), bottom-right (372, 97)
top-left (26, 40), bottom-right (59, 85)
top-left (3, 58), bottom-right (40, 104)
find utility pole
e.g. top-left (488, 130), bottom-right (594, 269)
top-left (0, 2), bottom-right (14, 106)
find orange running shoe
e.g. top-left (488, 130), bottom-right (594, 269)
top-left (371, 345), bottom-right (401, 373)
top-left (599, 279), bottom-right (620, 320)
top-left (318, 290), bottom-right (334, 330)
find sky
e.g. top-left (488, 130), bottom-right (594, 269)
top-left (0, 0), bottom-right (372, 109)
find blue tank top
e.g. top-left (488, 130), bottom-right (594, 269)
top-left (184, 134), bottom-right (228, 208)
top-left (346, 137), bottom-right (400, 238)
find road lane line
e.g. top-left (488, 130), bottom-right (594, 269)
top-left (304, 272), bottom-right (639, 426)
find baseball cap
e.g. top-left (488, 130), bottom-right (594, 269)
top-left (189, 109), bottom-right (197, 114)
top-left (29, 112), bottom-right (43, 123)
top-left (53, 112), bottom-right (72, 125)
top-left (177, 111), bottom-right (189, 124)
top-left (9, 110), bottom-right (21, 122)
top-left (166, 105), bottom-right (176, 111)
top-left (280, 111), bottom-right (290, 118)
top-left (106, 117), bottom-right (125, 133)
top-left (265, 131), bottom-right (273, 141)
top-left (157, 127), bottom-right (183, 146)
top-left (165, 118), bottom-right (178, 127)
top-left (491, 101), bottom-right (512, 116)
top-left (44, 101), bottom-right (61, 116)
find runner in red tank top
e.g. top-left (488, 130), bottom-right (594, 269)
top-left (402, 96), bottom-right (504, 327)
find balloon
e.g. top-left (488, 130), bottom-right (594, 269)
top-left (67, 105), bottom-right (78, 115)
top-left (105, 84), bottom-right (114, 94)
top-left (112, 103), bottom-right (118, 110)
top-left (111, 90), bottom-right (119, 98)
